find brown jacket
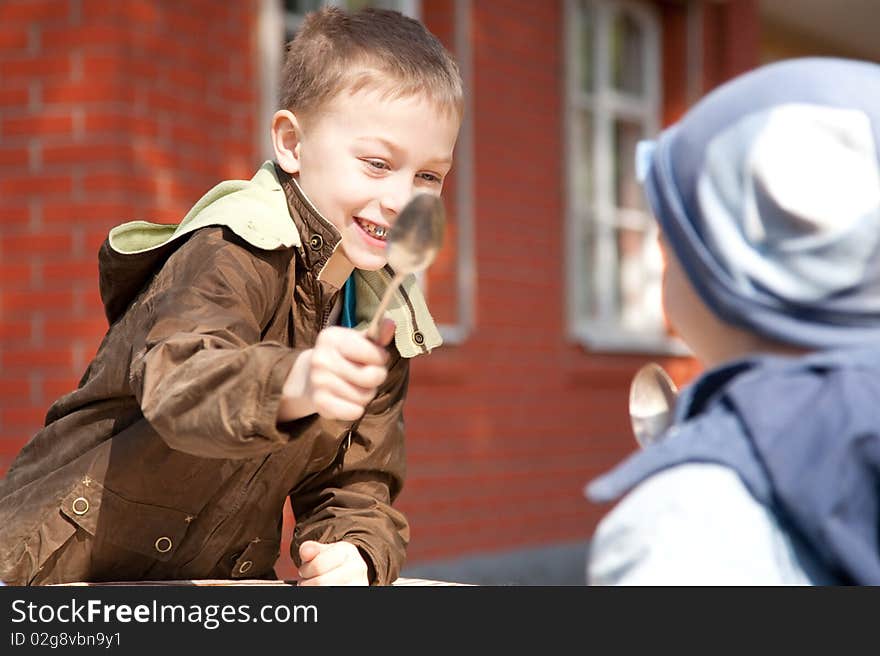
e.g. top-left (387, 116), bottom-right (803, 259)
top-left (0, 162), bottom-right (441, 586)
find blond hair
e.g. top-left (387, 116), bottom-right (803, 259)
top-left (280, 6), bottom-right (463, 121)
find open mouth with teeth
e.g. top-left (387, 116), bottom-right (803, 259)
top-left (354, 217), bottom-right (389, 242)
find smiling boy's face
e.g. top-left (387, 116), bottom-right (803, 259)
top-left (274, 85), bottom-right (460, 277)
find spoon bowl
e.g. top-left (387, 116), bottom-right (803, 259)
top-left (365, 194), bottom-right (446, 341)
top-left (628, 362), bottom-right (679, 448)
top-left (384, 193), bottom-right (445, 276)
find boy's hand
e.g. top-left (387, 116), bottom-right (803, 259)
top-left (297, 540), bottom-right (370, 586)
top-left (278, 318), bottom-right (396, 422)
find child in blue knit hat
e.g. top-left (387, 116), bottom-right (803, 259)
top-left (586, 57), bottom-right (880, 585)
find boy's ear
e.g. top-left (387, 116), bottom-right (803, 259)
top-left (271, 109), bottom-right (303, 175)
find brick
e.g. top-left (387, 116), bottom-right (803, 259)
top-left (82, 172), bottom-right (154, 197)
top-left (137, 33), bottom-right (188, 65)
top-left (0, 232), bottom-right (72, 257)
top-left (80, 54), bottom-right (124, 77)
top-left (132, 144), bottom-right (176, 170)
top-left (42, 80), bottom-right (134, 105)
top-left (83, 111), bottom-right (160, 138)
top-left (43, 142), bottom-right (131, 166)
top-left (168, 67), bottom-right (207, 93)
top-left (144, 89), bottom-right (200, 117)
top-left (0, 86), bottom-right (29, 106)
top-left (1, 114), bottom-right (73, 137)
top-left (171, 123), bottom-right (211, 149)
top-left (81, 0), bottom-right (160, 24)
top-left (41, 201), bottom-right (132, 225)
top-left (0, 1), bottom-right (68, 24)
top-left (0, 378), bottom-right (30, 401)
top-left (41, 25), bottom-right (132, 52)
top-left (0, 55), bottom-right (71, 79)
top-left (129, 57), bottom-right (161, 81)
top-left (0, 320), bottom-right (30, 341)
top-left (0, 27), bottom-right (28, 51)
top-left (0, 263), bottom-right (30, 285)
top-left (0, 146), bottom-right (29, 168)
top-left (42, 261), bottom-right (99, 284)
top-left (0, 175), bottom-right (73, 196)
top-left (165, 10), bottom-right (216, 38)
top-left (1, 406), bottom-right (48, 428)
top-left (0, 290), bottom-right (73, 320)
top-left (45, 317), bottom-right (105, 340)
top-left (2, 348), bottom-right (72, 370)
top-left (220, 84), bottom-right (255, 105)
top-left (124, 0), bottom-right (161, 24)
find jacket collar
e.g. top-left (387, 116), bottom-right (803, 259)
top-left (274, 163), bottom-right (342, 277)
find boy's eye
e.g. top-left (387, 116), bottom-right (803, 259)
top-left (364, 159), bottom-right (390, 171)
top-left (418, 172), bottom-right (442, 184)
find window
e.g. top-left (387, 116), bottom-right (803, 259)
top-left (565, 0), bottom-right (681, 353)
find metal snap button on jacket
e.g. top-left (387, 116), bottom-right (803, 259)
top-left (71, 497), bottom-right (89, 515)
top-left (308, 234), bottom-right (323, 250)
top-left (412, 330), bottom-right (425, 345)
top-left (239, 560), bottom-right (253, 574)
top-left (154, 537), bottom-right (173, 553)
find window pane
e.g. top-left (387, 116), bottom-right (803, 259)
top-left (580, 214), bottom-right (602, 321)
top-left (285, 0), bottom-right (322, 14)
top-left (613, 118), bottom-right (645, 210)
top-left (575, 110), bottom-right (593, 206)
top-left (578, 1), bottom-right (595, 93)
top-left (342, 0), bottom-right (406, 10)
top-left (611, 11), bottom-right (644, 96)
top-left (344, 0), bottom-right (382, 10)
top-left (285, 0), bottom-right (405, 15)
top-left (616, 223), bottom-right (664, 333)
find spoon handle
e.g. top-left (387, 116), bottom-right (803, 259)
top-left (365, 272), bottom-right (405, 342)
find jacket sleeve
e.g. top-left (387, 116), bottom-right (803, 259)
top-left (289, 353), bottom-right (411, 586)
top-left (129, 227), bottom-right (317, 459)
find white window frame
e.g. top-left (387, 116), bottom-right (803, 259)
top-left (564, 0), bottom-right (686, 354)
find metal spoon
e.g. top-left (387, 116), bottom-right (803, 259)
top-left (628, 362), bottom-right (679, 448)
top-left (365, 193), bottom-right (446, 341)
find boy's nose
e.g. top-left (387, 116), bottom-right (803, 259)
top-left (379, 177), bottom-right (415, 217)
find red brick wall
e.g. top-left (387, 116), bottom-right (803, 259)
top-left (0, 0), bottom-right (260, 473)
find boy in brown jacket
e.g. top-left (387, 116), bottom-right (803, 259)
top-left (0, 7), bottom-right (462, 586)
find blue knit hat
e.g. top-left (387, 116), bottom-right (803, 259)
top-left (639, 57), bottom-right (880, 349)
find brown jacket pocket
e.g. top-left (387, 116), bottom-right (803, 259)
top-left (59, 478), bottom-right (194, 563)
